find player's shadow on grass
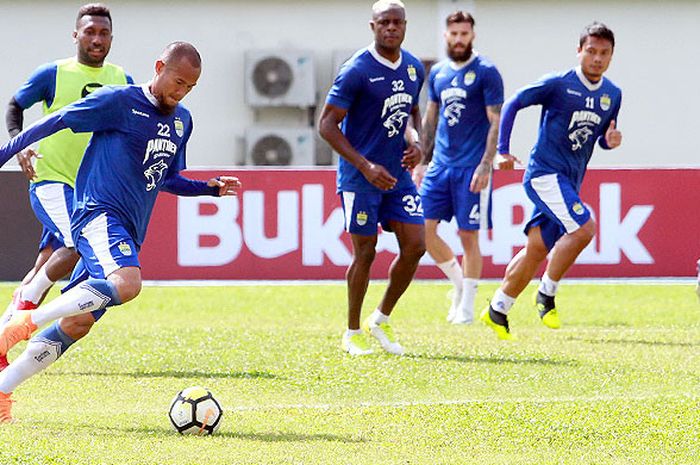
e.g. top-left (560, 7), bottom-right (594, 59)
top-left (564, 336), bottom-right (699, 348)
top-left (121, 426), bottom-right (366, 443)
top-left (46, 370), bottom-right (281, 380)
top-left (408, 353), bottom-right (578, 366)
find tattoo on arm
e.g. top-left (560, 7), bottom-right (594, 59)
top-left (421, 103), bottom-right (438, 164)
top-left (480, 104), bottom-right (502, 166)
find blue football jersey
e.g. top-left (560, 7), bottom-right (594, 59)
top-left (500, 67), bottom-right (622, 189)
top-left (428, 54), bottom-right (503, 168)
top-left (327, 46), bottom-right (425, 193)
top-left (59, 84), bottom-right (191, 246)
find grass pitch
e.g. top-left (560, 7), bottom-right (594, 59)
top-left (0, 282), bottom-right (697, 464)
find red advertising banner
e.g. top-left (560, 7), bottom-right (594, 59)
top-left (138, 168), bottom-right (700, 279)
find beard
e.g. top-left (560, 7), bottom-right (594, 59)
top-left (447, 42), bottom-right (473, 62)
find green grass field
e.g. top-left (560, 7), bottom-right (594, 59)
top-left (0, 282), bottom-right (697, 465)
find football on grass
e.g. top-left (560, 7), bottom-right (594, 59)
top-left (168, 386), bottom-right (223, 435)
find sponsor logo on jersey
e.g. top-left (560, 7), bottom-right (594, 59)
top-left (81, 82), bottom-right (103, 98)
top-left (131, 108), bottom-right (150, 118)
top-left (381, 93), bottom-right (413, 137)
top-left (566, 88), bottom-right (582, 96)
top-left (572, 202), bottom-right (585, 215)
top-left (444, 102), bottom-right (466, 127)
top-left (568, 110), bottom-right (601, 130)
top-left (174, 118), bottom-right (184, 137)
top-left (369, 76), bottom-right (385, 83)
top-left (463, 70), bottom-right (476, 86)
top-left (356, 211), bottom-right (368, 226)
top-left (143, 138), bottom-right (178, 164)
top-left (600, 94), bottom-right (611, 111)
top-left (440, 87), bottom-right (467, 127)
top-left (144, 160), bottom-right (169, 192)
top-left (450, 76), bottom-right (458, 87)
top-left (407, 64), bottom-right (417, 82)
top-left (569, 127), bottom-right (594, 151)
top-left (118, 241), bottom-right (133, 256)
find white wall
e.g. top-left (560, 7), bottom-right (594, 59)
top-left (0, 0), bottom-right (697, 168)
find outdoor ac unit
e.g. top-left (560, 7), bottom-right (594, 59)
top-left (245, 50), bottom-right (316, 107)
top-left (245, 127), bottom-right (315, 166)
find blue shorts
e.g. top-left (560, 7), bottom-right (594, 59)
top-left (340, 187), bottom-right (424, 236)
top-left (62, 212), bottom-right (141, 321)
top-left (420, 164), bottom-right (492, 230)
top-left (523, 173), bottom-right (591, 250)
top-left (29, 181), bottom-right (74, 250)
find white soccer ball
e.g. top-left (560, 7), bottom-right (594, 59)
top-left (168, 386), bottom-right (223, 435)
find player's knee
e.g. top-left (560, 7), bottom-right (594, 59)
top-left (59, 316), bottom-right (95, 340)
top-left (401, 240), bottom-right (426, 262)
top-left (354, 244), bottom-right (377, 264)
top-left (526, 239), bottom-right (549, 262)
top-left (579, 220), bottom-right (596, 243)
top-left (118, 280), bottom-right (142, 303)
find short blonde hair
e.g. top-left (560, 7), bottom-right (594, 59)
top-left (372, 0), bottom-right (406, 16)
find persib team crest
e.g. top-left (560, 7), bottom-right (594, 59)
top-left (572, 202), bottom-right (585, 216)
top-left (600, 94), bottom-right (611, 111)
top-left (407, 64), bottom-right (417, 82)
top-left (463, 71), bottom-right (476, 86)
top-left (356, 211), bottom-right (368, 226)
top-left (174, 118), bottom-right (184, 137)
top-left (117, 241), bottom-right (133, 256)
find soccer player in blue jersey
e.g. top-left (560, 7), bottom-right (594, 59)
top-left (481, 22), bottom-right (623, 340)
top-left (319, 0), bottom-right (425, 356)
top-left (0, 4), bottom-right (133, 372)
top-left (413, 11), bottom-right (512, 325)
top-left (0, 42), bottom-right (240, 421)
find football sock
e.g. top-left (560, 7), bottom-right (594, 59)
top-left (459, 278), bottom-right (478, 313)
top-left (21, 267), bottom-right (54, 304)
top-left (491, 288), bottom-right (516, 315)
top-left (437, 258), bottom-right (463, 291)
top-left (539, 273), bottom-right (559, 297)
top-left (0, 321), bottom-right (75, 394)
top-left (345, 328), bottom-right (362, 338)
top-left (31, 279), bottom-right (121, 328)
top-left (370, 308), bottom-right (389, 325)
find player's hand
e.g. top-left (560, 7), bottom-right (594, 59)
top-left (208, 176), bottom-right (241, 196)
top-left (469, 162), bottom-right (492, 193)
top-left (402, 142), bottom-right (422, 170)
top-left (605, 120), bottom-right (622, 148)
top-left (360, 162), bottom-right (397, 191)
top-left (16, 148), bottom-right (41, 180)
top-left (495, 153), bottom-right (521, 170)
top-left (412, 163), bottom-right (427, 189)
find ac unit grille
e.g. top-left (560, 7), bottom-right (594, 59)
top-left (252, 57), bottom-right (294, 98)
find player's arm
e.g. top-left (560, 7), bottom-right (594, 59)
top-left (598, 96), bottom-right (623, 150)
top-left (412, 100), bottom-right (438, 187)
top-left (498, 74), bottom-right (557, 169)
top-left (470, 104), bottom-right (502, 192)
top-left (6, 64), bottom-right (56, 179)
top-left (161, 172), bottom-right (241, 197)
top-left (0, 112), bottom-right (68, 167)
top-left (5, 97), bottom-right (24, 138)
top-left (318, 103), bottom-right (396, 191)
top-left (402, 104), bottom-right (423, 171)
top-left (0, 87), bottom-right (123, 168)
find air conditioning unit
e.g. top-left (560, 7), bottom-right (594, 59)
top-left (245, 127), bottom-right (315, 166)
top-left (245, 50), bottom-right (316, 107)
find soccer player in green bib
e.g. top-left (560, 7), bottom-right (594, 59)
top-left (1, 3), bottom-right (132, 370)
